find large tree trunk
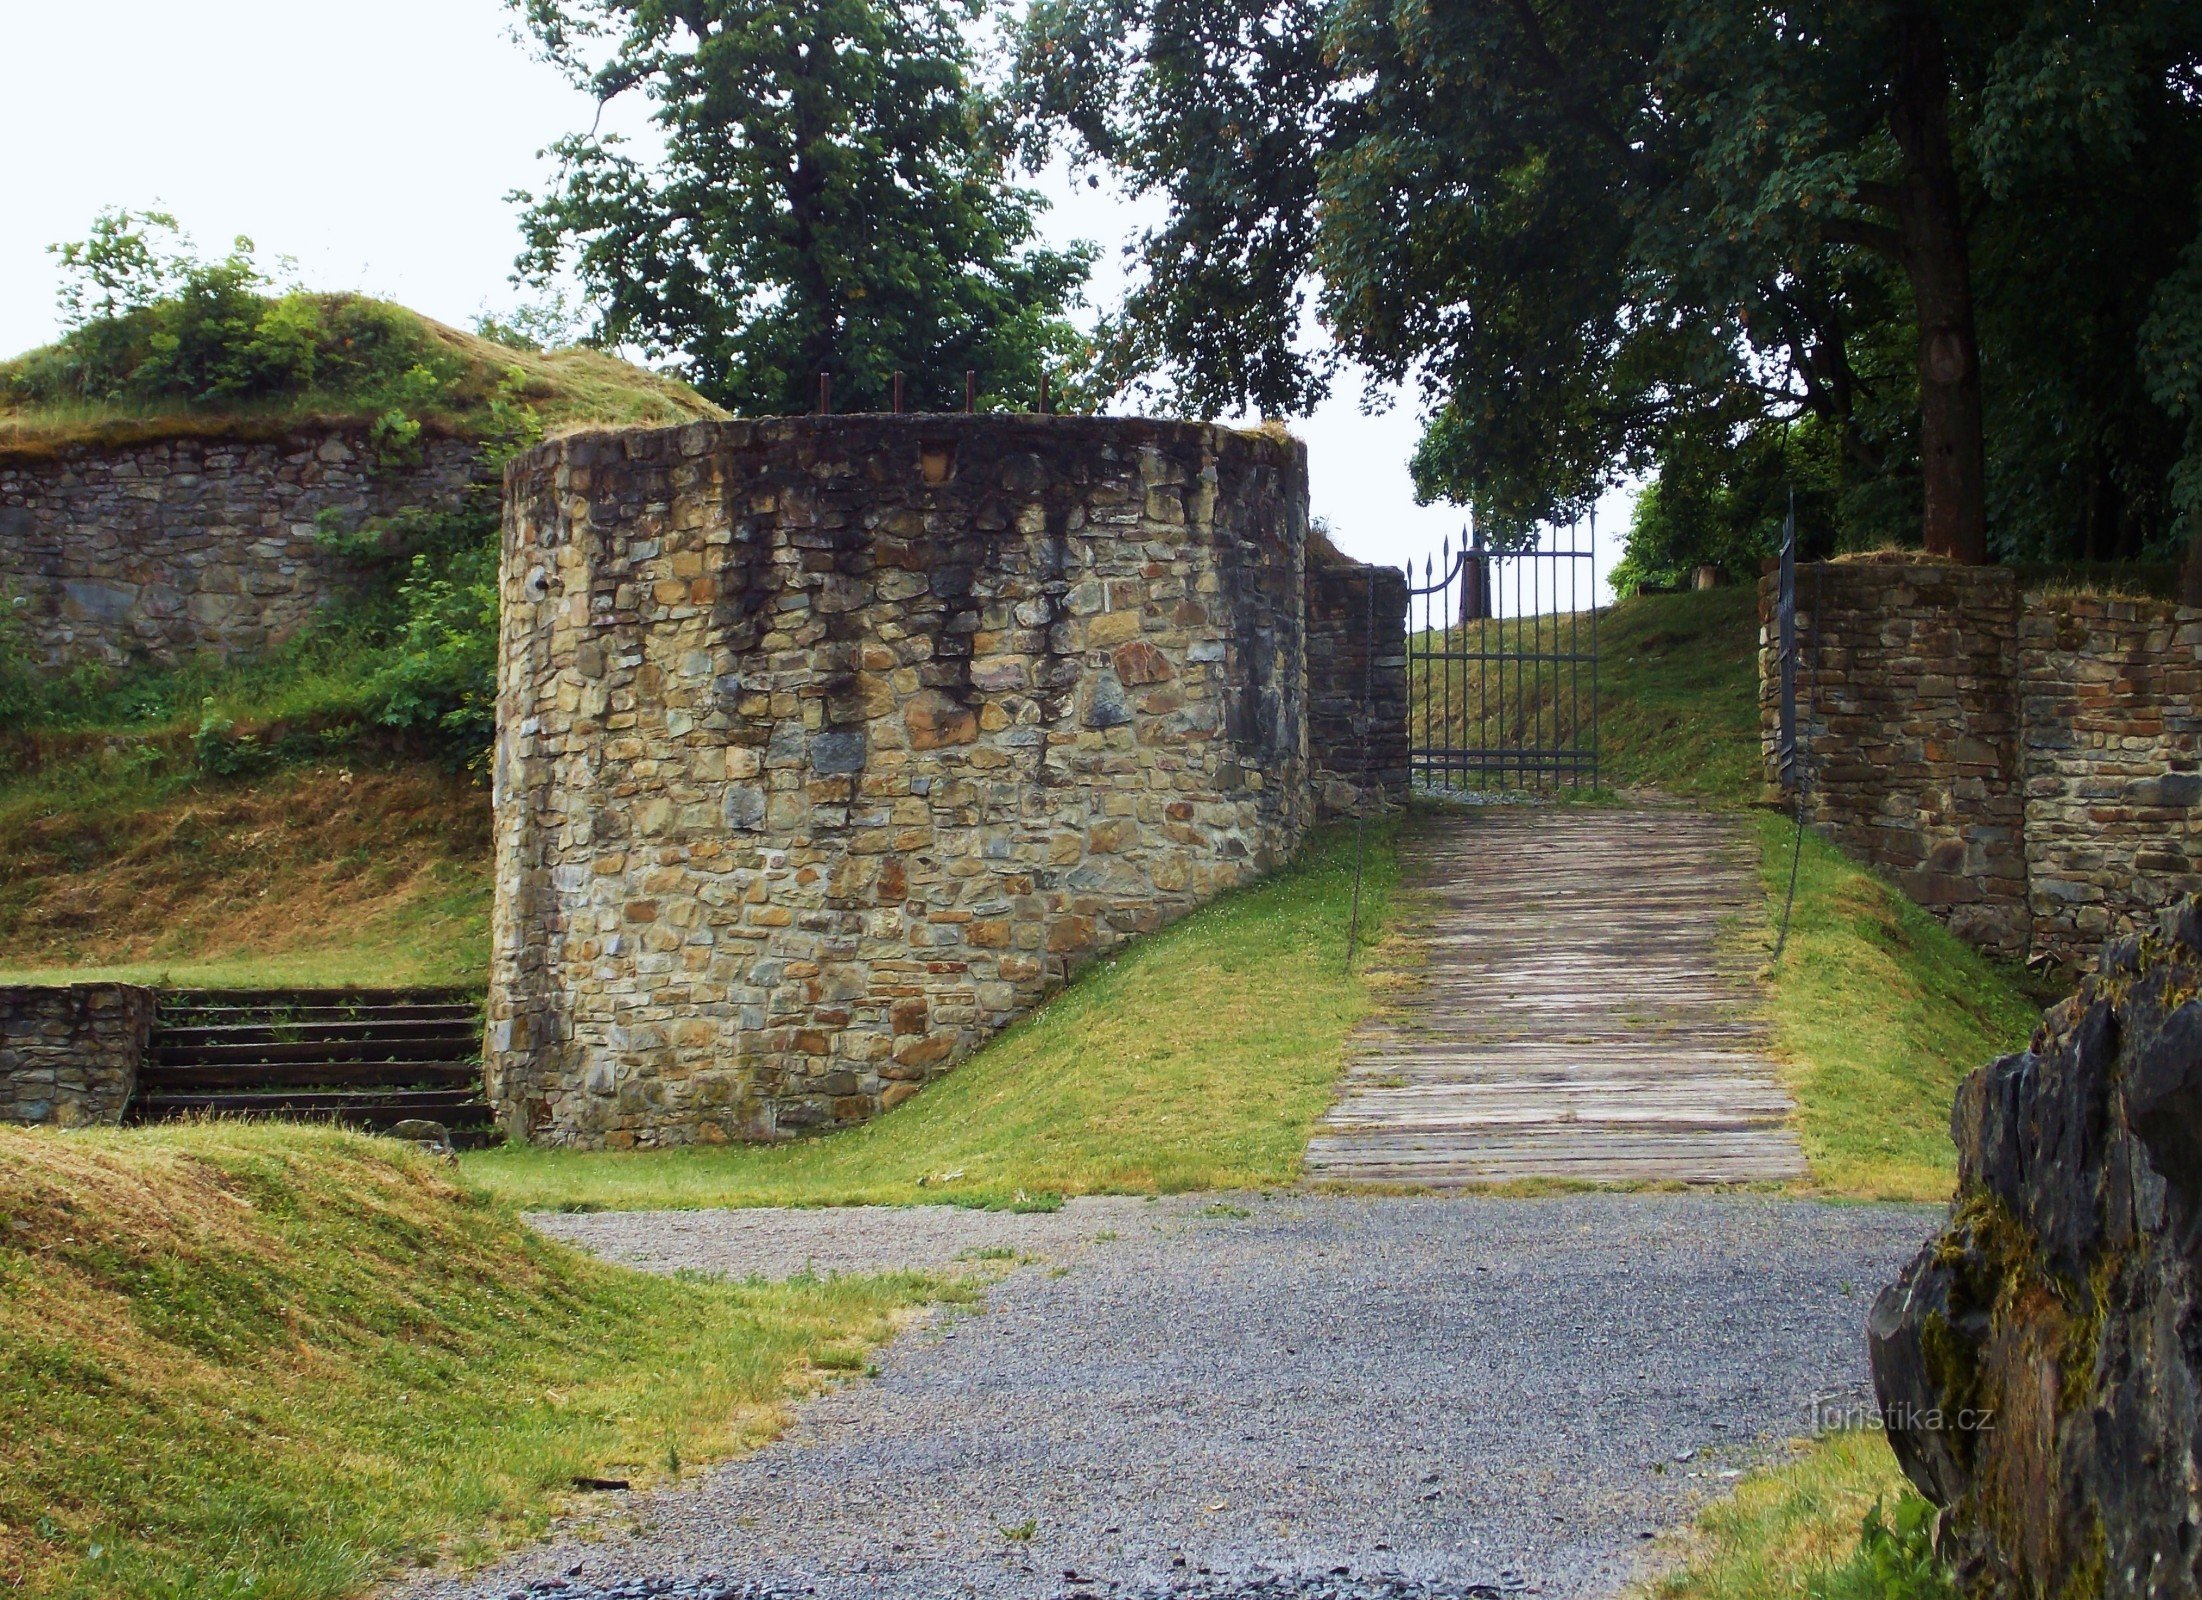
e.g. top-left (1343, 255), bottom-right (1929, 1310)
top-left (1887, 7), bottom-right (1989, 565)
top-left (2181, 517), bottom-right (2202, 608)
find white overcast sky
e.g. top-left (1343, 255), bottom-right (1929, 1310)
top-left (0, 0), bottom-right (1629, 598)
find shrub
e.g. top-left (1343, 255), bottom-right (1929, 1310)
top-left (10, 209), bottom-right (460, 417)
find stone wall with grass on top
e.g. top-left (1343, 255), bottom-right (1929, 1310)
top-left (490, 415), bottom-right (1313, 1148)
top-left (1762, 558), bottom-right (2202, 966)
top-left (0, 983), bottom-right (153, 1126)
top-left (1304, 555), bottom-right (1409, 815)
top-left (0, 429), bottom-right (481, 667)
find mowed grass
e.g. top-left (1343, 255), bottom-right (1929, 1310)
top-left (465, 819), bottom-right (1400, 1211)
top-left (1757, 812), bottom-right (2038, 1201)
top-left (0, 1122), bottom-right (952, 1600)
top-left (1641, 1429), bottom-right (1946, 1600)
top-left (1592, 587), bottom-right (1763, 803)
top-left (1406, 587), bottom-right (1761, 806)
top-left (0, 759), bottom-right (491, 989)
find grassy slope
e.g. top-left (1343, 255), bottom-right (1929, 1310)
top-left (0, 758), bottom-right (491, 988)
top-left (465, 821), bottom-right (1400, 1212)
top-left (0, 1123), bottom-right (950, 1600)
top-left (1592, 587), bottom-right (1764, 804)
top-left (0, 302), bottom-right (725, 459)
top-left (1579, 587), bottom-right (2037, 1201)
top-left (1756, 813), bottom-right (2039, 1199)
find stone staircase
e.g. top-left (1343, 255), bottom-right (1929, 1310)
top-left (131, 988), bottom-right (493, 1139)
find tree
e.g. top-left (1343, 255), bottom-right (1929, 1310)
top-left (1016, 0), bottom-right (2202, 563)
top-left (511, 0), bottom-right (1096, 416)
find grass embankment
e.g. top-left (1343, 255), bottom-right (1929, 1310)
top-left (0, 1122), bottom-right (950, 1600)
top-left (0, 757), bottom-right (489, 988)
top-left (1643, 1431), bottom-right (1950, 1600)
top-left (1406, 587), bottom-right (1760, 806)
top-left (1756, 814), bottom-right (2039, 1200)
top-left (466, 820), bottom-right (1400, 1212)
top-left (0, 298), bottom-right (723, 461)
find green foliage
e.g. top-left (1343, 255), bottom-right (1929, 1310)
top-left (1018, 0), bottom-right (2202, 561)
top-left (512, 0), bottom-right (1098, 416)
top-left (14, 210), bottom-right (460, 418)
top-left (1810, 1495), bottom-right (1958, 1600)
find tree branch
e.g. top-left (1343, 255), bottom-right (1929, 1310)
top-left (1816, 215), bottom-right (1905, 259)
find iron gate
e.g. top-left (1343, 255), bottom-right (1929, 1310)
top-left (1406, 519), bottom-right (1600, 793)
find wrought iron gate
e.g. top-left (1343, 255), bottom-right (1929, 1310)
top-left (1406, 520), bottom-right (1600, 793)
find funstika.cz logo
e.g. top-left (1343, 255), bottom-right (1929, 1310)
top-left (1810, 1395), bottom-right (1995, 1433)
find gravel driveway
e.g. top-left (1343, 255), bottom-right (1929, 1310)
top-left (399, 1194), bottom-right (1937, 1600)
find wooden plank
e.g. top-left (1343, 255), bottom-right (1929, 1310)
top-left (1306, 806), bottom-right (1807, 1186)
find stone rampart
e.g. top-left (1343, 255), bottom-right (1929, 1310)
top-left (489, 416), bottom-right (1312, 1147)
top-left (0, 984), bottom-right (153, 1126)
top-left (0, 429), bottom-right (481, 666)
top-left (1762, 560), bottom-right (2202, 965)
top-left (1305, 556), bottom-right (1409, 815)
top-left (2017, 596), bottom-right (2202, 964)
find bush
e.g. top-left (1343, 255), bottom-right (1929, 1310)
top-left (10, 209), bottom-right (459, 419)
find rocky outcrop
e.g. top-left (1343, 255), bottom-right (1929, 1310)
top-left (1868, 898), bottom-right (2202, 1599)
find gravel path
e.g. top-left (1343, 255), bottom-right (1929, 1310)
top-left (398, 1195), bottom-right (1937, 1600)
top-left (527, 1196), bottom-right (1182, 1280)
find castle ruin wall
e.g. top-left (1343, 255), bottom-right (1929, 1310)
top-left (488, 416), bottom-right (1311, 1147)
top-left (0, 429), bottom-right (481, 667)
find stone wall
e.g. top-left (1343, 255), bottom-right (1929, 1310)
top-left (0, 984), bottom-right (153, 1126)
top-left (490, 415), bottom-right (1311, 1148)
top-left (2017, 597), bottom-right (2202, 965)
top-left (0, 429), bottom-right (482, 666)
top-left (1762, 560), bottom-right (2202, 965)
top-left (1304, 555), bottom-right (1409, 815)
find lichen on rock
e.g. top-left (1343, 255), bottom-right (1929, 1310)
top-left (1869, 896), bottom-right (2202, 1598)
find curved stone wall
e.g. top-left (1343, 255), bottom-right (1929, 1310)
top-left (0, 429), bottom-right (481, 666)
top-left (489, 416), bottom-right (1310, 1147)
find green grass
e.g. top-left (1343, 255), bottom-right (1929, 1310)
top-left (0, 299), bottom-right (724, 461)
top-left (1757, 812), bottom-right (2038, 1200)
top-left (0, 1122), bottom-right (955, 1600)
top-left (1640, 1430), bottom-right (1951, 1600)
top-left (0, 755), bottom-right (492, 989)
top-left (1405, 587), bottom-right (1761, 806)
top-left (464, 819), bottom-right (1400, 1212)
top-left (1593, 587), bottom-right (1762, 802)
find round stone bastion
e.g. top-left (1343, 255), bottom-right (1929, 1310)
top-left (488, 415), bottom-right (1311, 1147)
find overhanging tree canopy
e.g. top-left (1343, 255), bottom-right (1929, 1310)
top-left (1015, 0), bottom-right (2202, 565)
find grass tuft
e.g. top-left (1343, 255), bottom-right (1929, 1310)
top-left (0, 1122), bottom-right (951, 1599)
